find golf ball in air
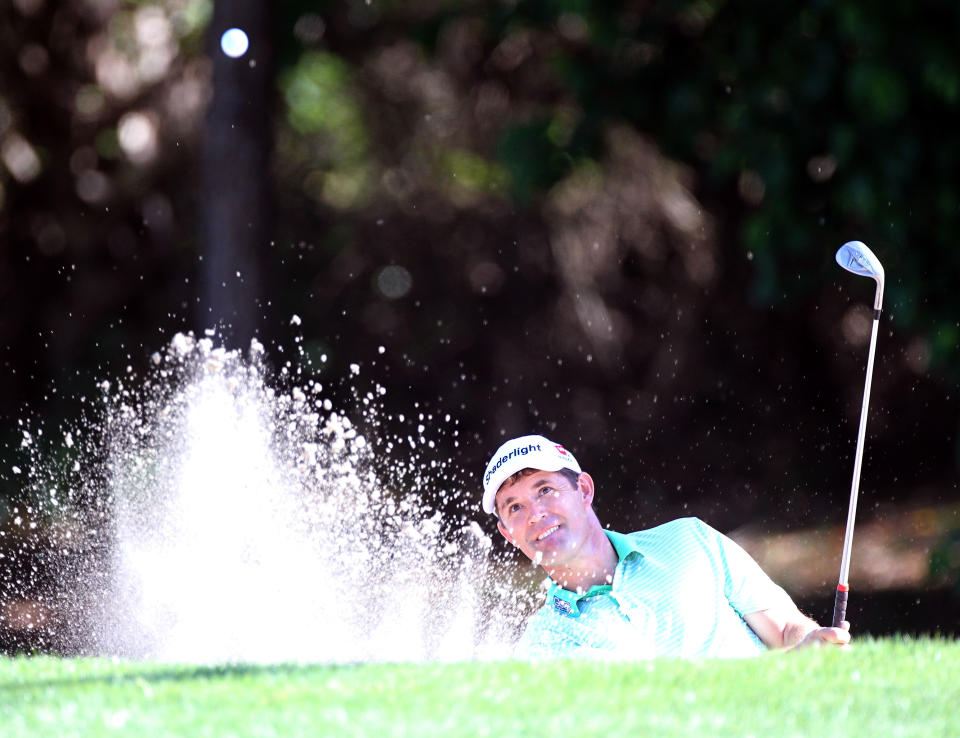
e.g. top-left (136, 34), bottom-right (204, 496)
top-left (220, 28), bottom-right (249, 58)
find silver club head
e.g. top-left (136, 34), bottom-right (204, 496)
top-left (836, 240), bottom-right (884, 309)
top-left (836, 241), bottom-right (884, 282)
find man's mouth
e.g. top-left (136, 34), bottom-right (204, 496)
top-left (535, 525), bottom-right (560, 542)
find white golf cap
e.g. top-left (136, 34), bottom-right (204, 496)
top-left (481, 434), bottom-right (582, 515)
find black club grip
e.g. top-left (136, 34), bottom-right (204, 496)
top-left (831, 585), bottom-right (848, 629)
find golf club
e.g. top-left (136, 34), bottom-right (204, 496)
top-left (832, 240), bottom-right (884, 629)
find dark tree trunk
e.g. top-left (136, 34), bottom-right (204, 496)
top-left (200, 0), bottom-right (275, 347)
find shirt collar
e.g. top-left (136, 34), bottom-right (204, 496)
top-left (545, 529), bottom-right (643, 617)
top-left (604, 528), bottom-right (644, 561)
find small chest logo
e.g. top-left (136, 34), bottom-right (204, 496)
top-left (553, 596), bottom-right (575, 615)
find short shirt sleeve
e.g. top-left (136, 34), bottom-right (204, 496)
top-left (696, 519), bottom-right (795, 617)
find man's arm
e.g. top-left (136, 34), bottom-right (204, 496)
top-left (695, 518), bottom-right (851, 652)
top-left (744, 606), bottom-right (851, 651)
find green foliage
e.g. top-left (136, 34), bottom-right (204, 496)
top-left (930, 529), bottom-right (960, 594)
top-left (279, 52), bottom-right (373, 209)
top-left (3, 639), bottom-right (959, 736)
top-left (497, 121), bottom-right (573, 203)
top-left (448, 0), bottom-right (960, 366)
top-left (282, 53), bottom-right (362, 141)
top-left (438, 148), bottom-right (510, 204)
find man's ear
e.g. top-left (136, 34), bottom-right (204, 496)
top-left (577, 472), bottom-right (595, 507)
top-left (497, 519), bottom-right (517, 546)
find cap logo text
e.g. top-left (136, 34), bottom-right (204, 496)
top-left (484, 443), bottom-right (541, 486)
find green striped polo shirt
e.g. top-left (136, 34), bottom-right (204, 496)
top-left (516, 517), bottom-right (796, 659)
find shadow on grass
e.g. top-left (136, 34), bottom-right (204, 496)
top-left (0, 660), bottom-right (371, 693)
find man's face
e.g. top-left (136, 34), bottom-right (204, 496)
top-left (494, 469), bottom-right (594, 567)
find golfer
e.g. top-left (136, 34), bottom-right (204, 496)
top-left (483, 434), bottom-right (851, 658)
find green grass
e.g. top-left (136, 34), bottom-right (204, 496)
top-left (2, 637), bottom-right (958, 737)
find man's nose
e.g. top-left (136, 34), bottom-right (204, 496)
top-left (527, 501), bottom-right (547, 524)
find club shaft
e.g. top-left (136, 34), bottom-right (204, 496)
top-left (832, 307), bottom-right (880, 627)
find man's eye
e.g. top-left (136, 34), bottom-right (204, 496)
top-left (538, 487), bottom-right (553, 496)
top-left (509, 503), bottom-right (522, 514)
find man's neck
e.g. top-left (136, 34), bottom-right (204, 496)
top-left (543, 528), bottom-right (619, 593)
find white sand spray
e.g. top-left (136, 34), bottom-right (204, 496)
top-left (12, 332), bottom-right (535, 662)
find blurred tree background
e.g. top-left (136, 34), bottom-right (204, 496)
top-left (1, 0), bottom-right (959, 651)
